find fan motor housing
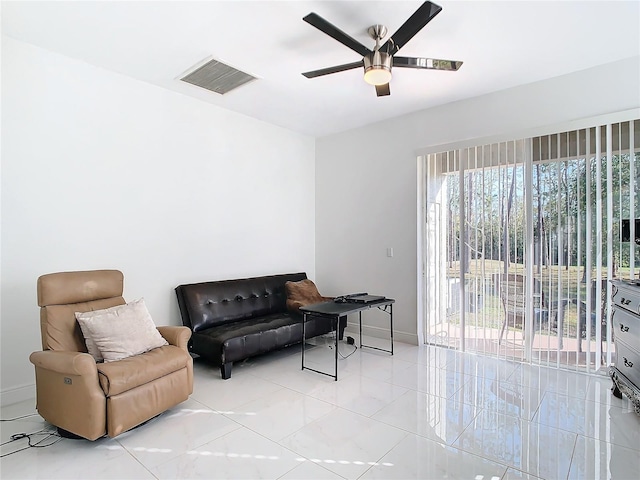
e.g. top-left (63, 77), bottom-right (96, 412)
top-left (363, 51), bottom-right (392, 85)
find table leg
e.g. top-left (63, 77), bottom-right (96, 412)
top-left (334, 315), bottom-right (338, 381)
top-left (359, 303), bottom-right (393, 355)
top-left (302, 312), bottom-right (306, 371)
top-left (390, 303), bottom-right (394, 355)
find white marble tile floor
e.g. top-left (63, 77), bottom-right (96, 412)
top-left (2, 338), bottom-right (639, 479)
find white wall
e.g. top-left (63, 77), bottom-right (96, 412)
top-left (315, 56), bottom-right (640, 344)
top-left (1, 37), bottom-right (316, 403)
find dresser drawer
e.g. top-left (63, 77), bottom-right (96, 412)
top-left (615, 340), bottom-right (640, 387)
top-left (612, 281), bottom-right (640, 315)
top-left (611, 307), bottom-right (640, 347)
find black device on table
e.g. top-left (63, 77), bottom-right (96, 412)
top-left (334, 293), bottom-right (386, 304)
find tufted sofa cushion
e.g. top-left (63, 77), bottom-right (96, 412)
top-left (191, 313), bottom-right (310, 365)
top-left (176, 273), bottom-right (307, 333)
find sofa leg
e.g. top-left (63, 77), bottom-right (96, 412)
top-left (221, 363), bottom-right (232, 380)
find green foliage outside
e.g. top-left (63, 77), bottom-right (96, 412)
top-left (443, 150), bottom-right (640, 338)
top-left (447, 153), bottom-right (640, 271)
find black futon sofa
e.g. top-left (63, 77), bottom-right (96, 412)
top-left (175, 272), bottom-right (344, 379)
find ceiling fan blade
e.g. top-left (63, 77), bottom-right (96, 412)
top-left (382, 1), bottom-right (442, 54)
top-left (303, 13), bottom-right (372, 57)
top-left (375, 83), bottom-right (391, 97)
top-left (394, 56), bottom-right (463, 71)
top-left (302, 61), bottom-right (363, 79)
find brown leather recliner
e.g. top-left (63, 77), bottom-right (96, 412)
top-left (29, 270), bottom-right (193, 440)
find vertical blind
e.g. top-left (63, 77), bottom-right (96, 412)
top-left (423, 119), bottom-right (640, 373)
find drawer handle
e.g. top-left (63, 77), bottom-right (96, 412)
top-left (621, 297), bottom-right (631, 305)
top-left (620, 324), bottom-right (630, 333)
top-left (624, 357), bottom-right (634, 368)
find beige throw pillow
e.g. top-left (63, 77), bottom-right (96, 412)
top-left (75, 298), bottom-right (168, 362)
top-left (77, 321), bottom-right (104, 362)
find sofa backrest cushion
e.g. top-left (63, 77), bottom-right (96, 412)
top-left (176, 273), bottom-right (307, 333)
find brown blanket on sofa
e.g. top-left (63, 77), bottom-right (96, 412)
top-left (285, 279), bottom-right (332, 312)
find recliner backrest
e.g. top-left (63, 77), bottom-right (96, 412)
top-left (176, 273), bottom-right (307, 333)
top-left (37, 270), bottom-right (125, 352)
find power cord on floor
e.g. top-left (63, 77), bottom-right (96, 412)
top-left (338, 342), bottom-right (358, 359)
top-left (1, 428), bottom-right (62, 457)
top-left (327, 336), bottom-right (358, 359)
top-left (0, 413), bottom-right (39, 422)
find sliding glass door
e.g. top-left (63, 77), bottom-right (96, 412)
top-left (421, 119), bottom-right (640, 372)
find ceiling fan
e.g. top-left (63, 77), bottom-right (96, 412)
top-left (301, 1), bottom-right (462, 97)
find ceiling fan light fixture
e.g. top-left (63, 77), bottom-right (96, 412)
top-left (363, 51), bottom-right (392, 86)
top-left (301, 3), bottom-right (462, 96)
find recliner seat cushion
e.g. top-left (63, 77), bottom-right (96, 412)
top-left (97, 345), bottom-right (189, 396)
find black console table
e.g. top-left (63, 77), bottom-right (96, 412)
top-left (300, 298), bottom-right (395, 381)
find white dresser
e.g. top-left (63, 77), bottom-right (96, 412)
top-left (610, 279), bottom-right (640, 414)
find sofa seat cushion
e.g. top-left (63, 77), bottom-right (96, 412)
top-left (191, 312), bottom-right (333, 365)
top-left (97, 345), bottom-right (189, 397)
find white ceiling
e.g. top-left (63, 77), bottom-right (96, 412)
top-left (3, 1), bottom-right (639, 137)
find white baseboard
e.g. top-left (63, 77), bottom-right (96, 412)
top-left (0, 383), bottom-right (35, 406)
top-left (344, 322), bottom-right (418, 346)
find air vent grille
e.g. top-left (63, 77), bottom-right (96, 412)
top-left (180, 59), bottom-right (256, 95)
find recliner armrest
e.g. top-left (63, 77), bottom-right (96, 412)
top-left (157, 326), bottom-right (191, 350)
top-left (29, 350), bottom-right (97, 376)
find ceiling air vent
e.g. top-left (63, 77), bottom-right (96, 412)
top-left (180, 58), bottom-right (256, 95)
